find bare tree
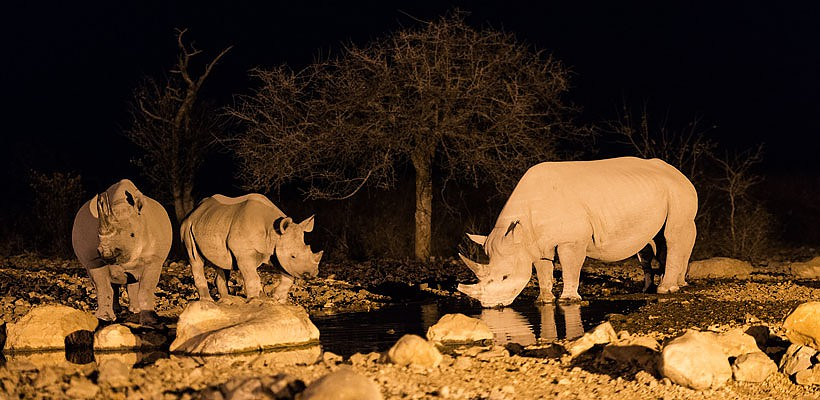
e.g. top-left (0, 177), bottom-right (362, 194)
top-left (229, 11), bottom-right (587, 260)
top-left (125, 29), bottom-right (232, 223)
top-left (711, 144), bottom-right (765, 257)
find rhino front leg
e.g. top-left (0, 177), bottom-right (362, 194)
top-left (236, 255), bottom-right (264, 299)
top-left (88, 266), bottom-right (117, 322)
top-left (135, 261), bottom-right (162, 326)
top-left (533, 259), bottom-right (555, 304)
top-left (556, 242), bottom-right (587, 302)
top-left (126, 282), bottom-right (140, 313)
top-left (271, 274), bottom-right (294, 304)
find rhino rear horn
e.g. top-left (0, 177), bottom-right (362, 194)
top-left (466, 233), bottom-right (487, 246)
top-left (459, 253), bottom-right (489, 278)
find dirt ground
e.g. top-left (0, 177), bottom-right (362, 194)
top-left (1, 253), bottom-right (820, 399)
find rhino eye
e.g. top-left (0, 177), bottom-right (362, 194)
top-left (502, 275), bottom-right (509, 281)
top-left (130, 233), bottom-right (135, 237)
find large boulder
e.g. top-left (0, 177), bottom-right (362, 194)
top-left (687, 257), bottom-right (752, 280)
top-left (386, 334), bottom-right (442, 368)
top-left (659, 330), bottom-right (732, 390)
top-left (301, 367), bottom-right (383, 400)
top-left (4, 305), bottom-right (98, 351)
top-left (789, 256), bottom-right (820, 279)
top-left (170, 299), bottom-right (319, 354)
top-left (426, 313), bottom-right (493, 344)
top-left (783, 301), bottom-right (820, 349)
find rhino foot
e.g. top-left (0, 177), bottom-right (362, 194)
top-left (138, 311), bottom-right (164, 329)
top-left (557, 294), bottom-right (582, 303)
top-left (656, 285), bottom-right (680, 294)
top-left (535, 293), bottom-right (555, 304)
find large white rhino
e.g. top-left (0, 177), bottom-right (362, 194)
top-left (458, 157), bottom-right (698, 307)
top-left (180, 194), bottom-right (323, 302)
top-left (72, 179), bottom-right (172, 324)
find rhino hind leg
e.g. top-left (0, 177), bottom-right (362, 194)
top-left (214, 268), bottom-right (230, 299)
top-left (637, 244), bottom-right (657, 293)
top-left (658, 220), bottom-right (696, 294)
top-left (189, 255), bottom-right (214, 302)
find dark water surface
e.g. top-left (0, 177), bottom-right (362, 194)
top-left (313, 299), bottom-right (647, 357)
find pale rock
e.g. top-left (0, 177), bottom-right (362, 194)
top-left (601, 334), bottom-right (661, 374)
top-left (322, 351), bottom-right (343, 366)
top-left (731, 352), bottom-right (776, 383)
top-left (659, 330), bottom-right (732, 390)
top-left (476, 345), bottom-right (509, 361)
top-left (4, 305), bottom-right (97, 351)
top-left (779, 344), bottom-right (817, 375)
top-left (170, 299), bottom-right (319, 354)
top-left (566, 322), bottom-right (618, 358)
top-left (795, 365), bottom-right (820, 386)
top-left (703, 328), bottom-right (760, 357)
top-left (789, 256), bottom-right (820, 279)
top-left (97, 358), bottom-right (132, 388)
top-left (783, 301), bottom-right (820, 350)
top-left (386, 334), bottom-right (442, 368)
top-left (426, 313), bottom-right (493, 344)
top-left (452, 356), bottom-right (473, 370)
top-left (65, 376), bottom-right (100, 399)
top-left (687, 257), bottom-right (752, 280)
top-left (94, 324), bottom-right (137, 350)
top-left (301, 367), bottom-right (384, 400)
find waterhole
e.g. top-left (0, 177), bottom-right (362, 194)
top-left (313, 298), bottom-right (647, 357)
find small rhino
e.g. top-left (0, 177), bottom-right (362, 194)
top-left (180, 194), bottom-right (323, 302)
top-left (71, 179), bottom-right (172, 325)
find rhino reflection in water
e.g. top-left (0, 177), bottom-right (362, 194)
top-left (458, 157), bottom-right (698, 307)
top-left (180, 194), bottom-right (323, 302)
top-left (72, 179), bottom-right (172, 325)
top-left (479, 303), bottom-right (583, 346)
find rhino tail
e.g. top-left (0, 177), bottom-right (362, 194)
top-left (180, 218), bottom-right (200, 265)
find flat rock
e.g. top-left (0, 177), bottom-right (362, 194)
top-left (5, 305), bottom-right (98, 351)
top-left (703, 328), bottom-right (761, 357)
top-left (687, 257), bottom-right (752, 280)
top-left (659, 330), bottom-right (732, 391)
top-left (426, 313), bottom-right (493, 344)
top-left (732, 351), bottom-right (777, 383)
top-left (783, 301), bottom-right (820, 350)
top-left (170, 299), bottom-right (319, 355)
top-left (789, 256), bottom-right (820, 279)
top-left (387, 334), bottom-right (442, 368)
top-left (566, 322), bottom-right (618, 358)
top-left (301, 366), bottom-right (384, 400)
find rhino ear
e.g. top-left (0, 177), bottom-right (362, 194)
top-left (300, 215), bottom-right (315, 232)
top-left (274, 217), bottom-right (293, 235)
top-left (466, 233), bottom-right (487, 246)
top-left (504, 220), bottom-right (523, 244)
top-left (124, 190), bottom-right (144, 214)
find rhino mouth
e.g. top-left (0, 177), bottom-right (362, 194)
top-left (457, 283), bottom-right (516, 308)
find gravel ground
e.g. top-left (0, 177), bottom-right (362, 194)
top-left (1, 253), bottom-right (820, 399)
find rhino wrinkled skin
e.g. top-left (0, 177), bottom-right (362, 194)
top-left (71, 179), bottom-right (172, 324)
top-left (459, 157), bottom-right (698, 307)
top-left (180, 194), bottom-right (323, 303)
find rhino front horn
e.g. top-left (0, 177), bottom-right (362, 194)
top-left (459, 253), bottom-right (489, 278)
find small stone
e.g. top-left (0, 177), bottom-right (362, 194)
top-left (386, 334), bottom-right (442, 368)
top-left (65, 376), bottom-right (100, 399)
top-left (301, 367), bottom-right (383, 400)
top-left (732, 352), bottom-right (776, 383)
top-left (97, 358), bottom-right (132, 388)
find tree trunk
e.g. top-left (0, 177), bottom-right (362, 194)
top-left (172, 182), bottom-right (194, 224)
top-left (412, 144), bottom-right (435, 261)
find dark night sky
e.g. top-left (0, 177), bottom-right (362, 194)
top-left (2, 1), bottom-right (819, 198)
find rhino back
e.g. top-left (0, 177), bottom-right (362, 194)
top-left (187, 195), bottom-right (284, 269)
top-left (501, 157), bottom-right (696, 261)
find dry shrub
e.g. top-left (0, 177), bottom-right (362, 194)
top-left (28, 171), bottom-right (84, 257)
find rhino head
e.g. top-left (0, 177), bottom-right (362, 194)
top-left (274, 215), bottom-right (323, 278)
top-left (97, 189), bottom-right (144, 263)
top-left (457, 220), bottom-right (537, 307)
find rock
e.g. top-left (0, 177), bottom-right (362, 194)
top-left (659, 330), bottom-right (732, 390)
top-left (779, 344), bottom-right (817, 375)
top-left (601, 334), bottom-right (661, 374)
top-left (65, 376), bottom-right (100, 399)
top-left (426, 313), bottom-right (493, 344)
top-left (198, 373), bottom-right (306, 399)
top-left (704, 328), bottom-right (761, 357)
top-left (732, 352), bottom-right (776, 383)
top-left (386, 334), bottom-right (442, 368)
top-left (566, 322), bottom-right (618, 358)
top-left (170, 299), bottom-right (319, 354)
top-left (789, 256), bottom-right (820, 279)
top-left (97, 358), bottom-right (132, 388)
top-left (783, 301), bottom-right (820, 350)
top-left (475, 345), bottom-right (509, 361)
top-left (301, 367), bottom-right (383, 400)
top-left (687, 257), bottom-right (752, 280)
top-left (322, 351), bottom-right (343, 366)
top-left (795, 365), bottom-right (820, 386)
top-left (94, 324), bottom-right (137, 350)
top-left (4, 305), bottom-right (97, 351)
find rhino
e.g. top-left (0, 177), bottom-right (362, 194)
top-left (458, 157), bottom-right (697, 307)
top-left (180, 193), bottom-right (323, 302)
top-left (71, 179), bottom-right (172, 325)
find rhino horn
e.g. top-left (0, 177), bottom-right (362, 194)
top-left (313, 250), bottom-right (323, 264)
top-left (459, 253), bottom-right (489, 278)
top-left (96, 192), bottom-right (115, 234)
top-left (466, 233), bottom-right (487, 246)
